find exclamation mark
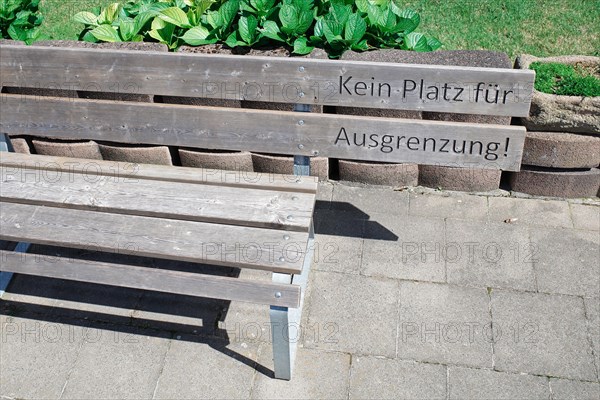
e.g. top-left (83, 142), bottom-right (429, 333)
top-left (504, 138), bottom-right (510, 157)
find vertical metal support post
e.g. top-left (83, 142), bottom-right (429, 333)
top-left (269, 102), bottom-right (312, 380)
top-left (0, 133), bottom-right (31, 298)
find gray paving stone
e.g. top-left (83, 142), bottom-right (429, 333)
top-left (397, 282), bottom-right (493, 368)
top-left (305, 271), bottom-right (398, 357)
top-left (132, 288), bottom-right (225, 336)
top-left (571, 204), bottom-right (600, 231)
top-left (61, 326), bottom-right (170, 399)
top-left (316, 182), bottom-right (334, 209)
top-left (0, 315), bottom-right (82, 400)
top-left (349, 356), bottom-right (446, 399)
top-left (550, 378), bottom-right (600, 399)
top-left (488, 197), bottom-right (572, 228)
top-left (584, 297), bottom-right (600, 380)
top-left (445, 219), bottom-right (536, 291)
top-left (314, 209), bottom-right (366, 237)
top-left (491, 290), bottom-right (596, 381)
top-left (448, 366), bottom-right (550, 400)
top-left (331, 184), bottom-right (409, 218)
top-left (252, 346), bottom-right (350, 399)
top-left (409, 192), bottom-right (488, 221)
top-left (362, 215), bottom-right (445, 282)
top-left (313, 234), bottom-right (363, 275)
top-left (154, 336), bottom-right (258, 399)
top-left (531, 228), bottom-right (600, 297)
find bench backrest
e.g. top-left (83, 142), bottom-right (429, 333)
top-left (0, 45), bottom-right (534, 171)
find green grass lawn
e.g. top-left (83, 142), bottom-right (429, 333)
top-left (38, 0), bottom-right (600, 58)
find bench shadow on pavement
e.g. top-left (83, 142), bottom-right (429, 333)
top-left (0, 201), bottom-right (395, 378)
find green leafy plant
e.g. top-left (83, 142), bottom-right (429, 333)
top-left (1, 0), bottom-right (45, 44)
top-left (72, 0), bottom-right (442, 58)
top-left (531, 62), bottom-right (600, 97)
top-left (258, 0), bottom-right (315, 54)
top-left (310, 1), bottom-right (368, 57)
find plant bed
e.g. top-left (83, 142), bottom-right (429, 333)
top-left (338, 159), bottom-right (417, 187)
top-left (508, 165), bottom-right (600, 199)
top-left (32, 139), bottom-right (103, 160)
top-left (511, 55), bottom-right (599, 197)
top-left (7, 136), bottom-right (32, 154)
top-left (98, 143), bottom-right (173, 166)
top-left (516, 54), bottom-right (600, 134)
top-left (179, 148), bottom-right (254, 172)
top-left (252, 153), bottom-right (328, 180)
top-left (522, 131), bottom-right (600, 169)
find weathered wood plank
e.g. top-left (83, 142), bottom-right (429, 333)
top-left (0, 202), bottom-right (308, 274)
top-left (0, 165), bottom-right (315, 232)
top-left (0, 95), bottom-right (526, 170)
top-left (0, 152), bottom-right (318, 194)
top-left (0, 45), bottom-right (534, 116)
top-left (0, 250), bottom-right (300, 307)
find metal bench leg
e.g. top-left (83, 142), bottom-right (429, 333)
top-left (0, 133), bottom-right (31, 298)
top-left (270, 222), bottom-right (315, 380)
top-left (269, 102), bottom-right (314, 379)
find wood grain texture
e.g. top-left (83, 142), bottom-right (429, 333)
top-left (0, 152), bottom-right (318, 193)
top-left (0, 45), bottom-right (534, 116)
top-left (0, 95), bottom-right (526, 170)
top-left (0, 165), bottom-right (315, 232)
top-left (0, 202), bottom-right (309, 274)
top-left (0, 250), bottom-right (301, 307)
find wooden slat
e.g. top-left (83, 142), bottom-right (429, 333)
top-left (0, 165), bottom-right (315, 232)
top-left (0, 250), bottom-right (300, 307)
top-left (0, 95), bottom-right (526, 170)
top-left (0, 45), bottom-right (534, 117)
top-left (0, 202), bottom-right (308, 274)
top-left (0, 152), bottom-right (318, 194)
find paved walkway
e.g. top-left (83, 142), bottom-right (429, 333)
top-left (1, 182), bottom-right (599, 399)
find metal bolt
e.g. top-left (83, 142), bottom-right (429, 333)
top-left (275, 292), bottom-right (282, 298)
top-left (299, 92), bottom-right (305, 98)
top-left (278, 256), bottom-right (285, 262)
top-left (291, 196), bottom-right (299, 201)
top-left (298, 144), bottom-right (304, 149)
top-left (312, 150), bottom-right (319, 156)
top-left (283, 234), bottom-right (290, 240)
top-left (298, 66), bottom-right (305, 72)
top-left (298, 120), bottom-right (304, 125)
top-left (287, 215), bottom-right (294, 221)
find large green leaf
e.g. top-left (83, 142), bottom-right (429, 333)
top-left (260, 20), bottom-right (283, 41)
top-left (159, 7), bottom-right (192, 28)
top-left (73, 11), bottom-right (99, 26)
top-left (97, 3), bottom-right (120, 25)
top-left (218, 0), bottom-right (239, 30)
top-left (296, 9), bottom-right (313, 35)
top-left (90, 24), bottom-right (122, 42)
top-left (292, 36), bottom-right (314, 55)
top-left (181, 25), bottom-right (215, 45)
top-left (330, 2), bottom-right (351, 25)
top-left (279, 4), bottom-right (298, 34)
top-left (119, 18), bottom-right (136, 41)
top-left (344, 13), bottom-right (366, 43)
top-left (405, 32), bottom-right (429, 51)
top-left (251, 0), bottom-right (274, 12)
top-left (238, 14), bottom-right (257, 43)
top-left (426, 36), bottom-right (442, 51)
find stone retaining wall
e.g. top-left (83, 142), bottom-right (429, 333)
top-left (510, 55), bottom-right (600, 198)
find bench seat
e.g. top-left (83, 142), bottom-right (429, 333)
top-left (0, 152), bottom-right (318, 310)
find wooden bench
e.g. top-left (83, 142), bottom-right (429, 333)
top-left (0, 44), bottom-right (534, 380)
